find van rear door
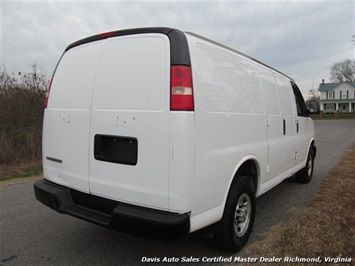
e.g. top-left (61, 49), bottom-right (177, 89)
top-left (42, 42), bottom-right (102, 193)
top-left (89, 34), bottom-right (171, 210)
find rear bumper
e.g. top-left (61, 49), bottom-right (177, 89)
top-left (34, 179), bottom-right (190, 242)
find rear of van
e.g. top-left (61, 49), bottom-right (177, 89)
top-left (34, 28), bottom-right (194, 241)
top-left (34, 27), bottom-right (316, 252)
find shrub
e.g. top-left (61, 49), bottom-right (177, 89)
top-left (0, 64), bottom-right (48, 165)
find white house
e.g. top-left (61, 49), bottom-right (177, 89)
top-left (318, 80), bottom-right (355, 113)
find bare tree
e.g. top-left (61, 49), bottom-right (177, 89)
top-left (0, 65), bottom-right (18, 91)
top-left (307, 88), bottom-right (320, 101)
top-left (329, 59), bottom-right (355, 82)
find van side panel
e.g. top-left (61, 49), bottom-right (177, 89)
top-left (273, 72), bottom-right (298, 174)
top-left (89, 34), bottom-right (171, 210)
top-left (256, 65), bottom-right (283, 184)
top-left (190, 40), bottom-right (268, 218)
top-left (43, 42), bottom-right (103, 193)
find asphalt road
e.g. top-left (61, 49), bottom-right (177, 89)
top-left (1, 120), bottom-right (354, 266)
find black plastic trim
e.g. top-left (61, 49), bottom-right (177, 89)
top-left (94, 135), bottom-right (138, 166)
top-left (34, 179), bottom-right (190, 242)
top-left (45, 156), bottom-right (63, 164)
top-left (65, 27), bottom-right (191, 66)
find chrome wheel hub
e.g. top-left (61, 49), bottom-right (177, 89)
top-left (234, 193), bottom-right (251, 237)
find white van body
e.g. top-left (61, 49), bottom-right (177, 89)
top-left (34, 28), bottom-right (316, 252)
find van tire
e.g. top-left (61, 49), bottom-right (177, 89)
top-left (295, 148), bottom-right (314, 184)
top-left (215, 176), bottom-right (256, 253)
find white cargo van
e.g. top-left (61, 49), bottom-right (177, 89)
top-left (34, 27), bottom-right (317, 252)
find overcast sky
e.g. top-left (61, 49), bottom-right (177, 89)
top-left (1, 0), bottom-right (354, 94)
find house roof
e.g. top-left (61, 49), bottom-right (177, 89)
top-left (319, 82), bottom-right (355, 91)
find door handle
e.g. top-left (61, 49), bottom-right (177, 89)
top-left (295, 119), bottom-right (299, 133)
top-left (283, 119), bottom-right (286, 135)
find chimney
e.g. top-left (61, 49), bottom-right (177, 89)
top-left (322, 79), bottom-right (325, 84)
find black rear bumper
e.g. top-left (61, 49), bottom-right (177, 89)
top-left (34, 179), bottom-right (190, 242)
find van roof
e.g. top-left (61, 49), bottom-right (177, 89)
top-left (65, 27), bottom-right (293, 82)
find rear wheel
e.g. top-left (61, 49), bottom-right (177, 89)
top-left (295, 148), bottom-right (314, 184)
top-left (215, 176), bottom-right (255, 252)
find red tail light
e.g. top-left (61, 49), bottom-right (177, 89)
top-left (44, 77), bottom-right (53, 108)
top-left (171, 65), bottom-right (194, 111)
top-left (99, 31), bottom-right (117, 38)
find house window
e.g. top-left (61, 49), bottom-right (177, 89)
top-left (341, 91), bottom-right (347, 99)
top-left (328, 91), bottom-right (333, 99)
top-left (326, 105), bottom-right (334, 111)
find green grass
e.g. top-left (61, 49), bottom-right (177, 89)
top-left (0, 161), bottom-right (42, 182)
top-left (311, 113), bottom-right (355, 120)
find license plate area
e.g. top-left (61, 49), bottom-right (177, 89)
top-left (94, 135), bottom-right (138, 165)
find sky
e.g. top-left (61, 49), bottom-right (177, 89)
top-left (1, 0), bottom-right (354, 95)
